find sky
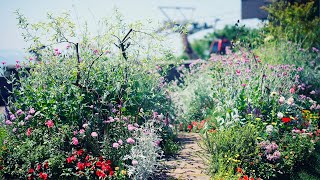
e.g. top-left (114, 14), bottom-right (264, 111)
top-left (0, 0), bottom-right (262, 64)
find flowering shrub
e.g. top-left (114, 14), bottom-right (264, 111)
top-left (0, 12), bottom-right (177, 179)
top-left (201, 50), bottom-right (320, 179)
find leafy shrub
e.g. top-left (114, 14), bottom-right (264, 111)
top-left (263, 0), bottom-right (320, 49)
top-left (0, 11), bottom-right (177, 179)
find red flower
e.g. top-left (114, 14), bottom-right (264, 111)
top-left (66, 156), bottom-right (76, 164)
top-left (109, 170), bottom-right (114, 176)
top-left (77, 149), bottom-right (84, 156)
top-left (106, 160), bottom-right (111, 165)
top-left (96, 170), bottom-right (106, 178)
top-left (236, 167), bottom-right (243, 174)
top-left (249, 177), bottom-right (254, 180)
top-left (39, 172), bottom-right (48, 180)
top-left (96, 161), bottom-right (102, 167)
top-left (37, 164), bottom-right (42, 171)
top-left (282, 117), bottom-right (291, 123)
top-left (44, 161), bottom-right (49, 169)
top-left (187, 124), bottom-right (193, 131)
top-left (77, 162), bottom-right (85, 171)
top-left (28, 168), bottom-right (35, 174)
top-left (85, 155), bottom-right (90, 161)
top-left (85, 162), bottom-right (92, 167)
top-left (243, 175), bottom-right (249, 180)
top-left (45, 120), bottom-right (54, 128)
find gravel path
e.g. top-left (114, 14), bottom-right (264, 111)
top-left (160, 133), bottom-right (210, 180)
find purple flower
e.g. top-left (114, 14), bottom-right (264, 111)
top-left (270, 142), bottom-right (278, 150)
top-left (266, 154), bottom-right (274, 161)
top-left (5, 120), bottom-right (12, 125)
top-left (126, 138), bottom-right (135, 144)
top-left (273, 150), bottom-right (281, 160)
top-left (297, 67), bottom-right (303, 72)
top-left (10, 114), bottom-right (16, 120)
top-left (24, 115), bottom-right (33, 120)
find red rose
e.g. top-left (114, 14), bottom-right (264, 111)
top-left (96, 161), bottom-right (102, 167)
top-left (77, 162), bottom-right (85, 171)
top-left (96, 170), bottom-right (106, 178)
top-left (39, 172), bottom-right (48, 180)
top-left (66, 156), bottom-right (75, 164)
top-left (282, 117), bottom-right (291, 123)
top-left (28, 168), bottom-right (35, 174)
top-left (77, 149), bottom-right (84, 156)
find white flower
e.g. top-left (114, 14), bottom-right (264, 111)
top-left (266, 125), bottom-right (274, 134)
top-left (277, 112), bottom-right (284, 119)
top-left (270, 92), bottom-right (277, 97)
top-left (287, 97), bottom-right (294, 105)
top-left (279, 96), bottom-right (285, 104)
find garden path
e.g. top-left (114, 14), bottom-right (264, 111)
top-left (161, 132), bottom-right (210, 180)
top-left (0, 106), bottom-right (4, 114)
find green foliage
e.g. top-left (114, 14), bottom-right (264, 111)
top-left (263, 0), bottom-right (320, 49)
top-left (203, 123), bottom-right (259, 179)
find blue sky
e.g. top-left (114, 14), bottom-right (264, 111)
top-left (0, 0), bottom-right (261, 64)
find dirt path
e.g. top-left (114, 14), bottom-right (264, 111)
top-left (161, 133), bottom-right (210, 180)
top-left (0, 106), bottom-right (4, 114)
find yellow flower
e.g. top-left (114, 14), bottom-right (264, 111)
top-left (121, 170), bottom-right (127, 175)
top-left (271, 122), bottom-right (277, 126)
top-left (115, 167), bottom-right (119, 171)
top-left (255, 118), bottom-right (261, 121)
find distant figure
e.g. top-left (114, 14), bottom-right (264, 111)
top-left (209, 37), bottom-right (231, 55)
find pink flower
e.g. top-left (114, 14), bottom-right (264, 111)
top-left (82, 123), bottom-right (89, 129)
top-left (72, 137), bottom-right (79, 145)
top-left (310, 90), bottom-right (316, 95)
top-left (66, 44), bottom-right (71, 49)
top-left (79, 129), bottom-right (85, 134)
top-left (24, 115), bottom-right (33, 120)
top-left (126, 138), bottom-right (135, 144)
top-left (45, 120), bottom-right (54, 128)
top-left (16, 109), bottom-right (23, 116)
top-left (27, 128), bottom-right (32, 136)
top-left (132, 160), bottom-right (138, 166)
top-left (118, 139), bottom-right (123, 145)
top-left (1, 61), bottom-right (6, 65)
top-left (10, 114), bottom-right (16, 120)
top-left (29, 57), bottom-right (33, 61)
top-left (15, 64), bottom-right (21, 69)
top-left (91, 132), bottom-right (98, 137)
top-left (154, 140), bottom-right (161, 146)
top-left (128, 124), bottom-right (136, 131)
top-left (16, 60), bottom-right (20, 63)
top-left (74, 131), bottom-right (78, 135)
top-left (54, 51), bottom-right (61, 56)
top-left (241, 83), bottom-right (246, 87)
top-left (29, 108), bottom-right (35, 114)
top-left (236, 69), bottom-right (241, 76)
top-left (5, 120), bottom-right (12, 125)
top-left (54, 48), bottom-right (59, 51)
top-left (290, 88), bottom-right (295, 94)
top-left (112, 143), bottom-right (120, 148)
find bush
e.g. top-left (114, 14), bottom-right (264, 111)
top-left (0, 11), bottom-right (177, 179)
